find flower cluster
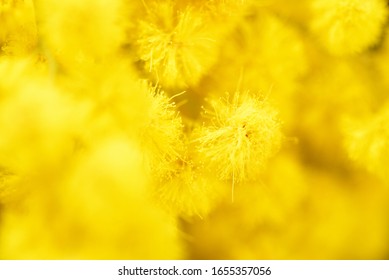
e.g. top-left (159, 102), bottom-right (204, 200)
top-left (1, 0), bottom-right (389, 259)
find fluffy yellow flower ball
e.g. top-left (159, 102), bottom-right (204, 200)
top-left (195, 92), bottom-right (282, 184)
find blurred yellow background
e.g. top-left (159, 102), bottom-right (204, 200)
top-left (1, 0), bottom-right (389, 259)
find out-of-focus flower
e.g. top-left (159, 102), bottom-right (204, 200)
top-left (309, 0), bottom-right (388, 55)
